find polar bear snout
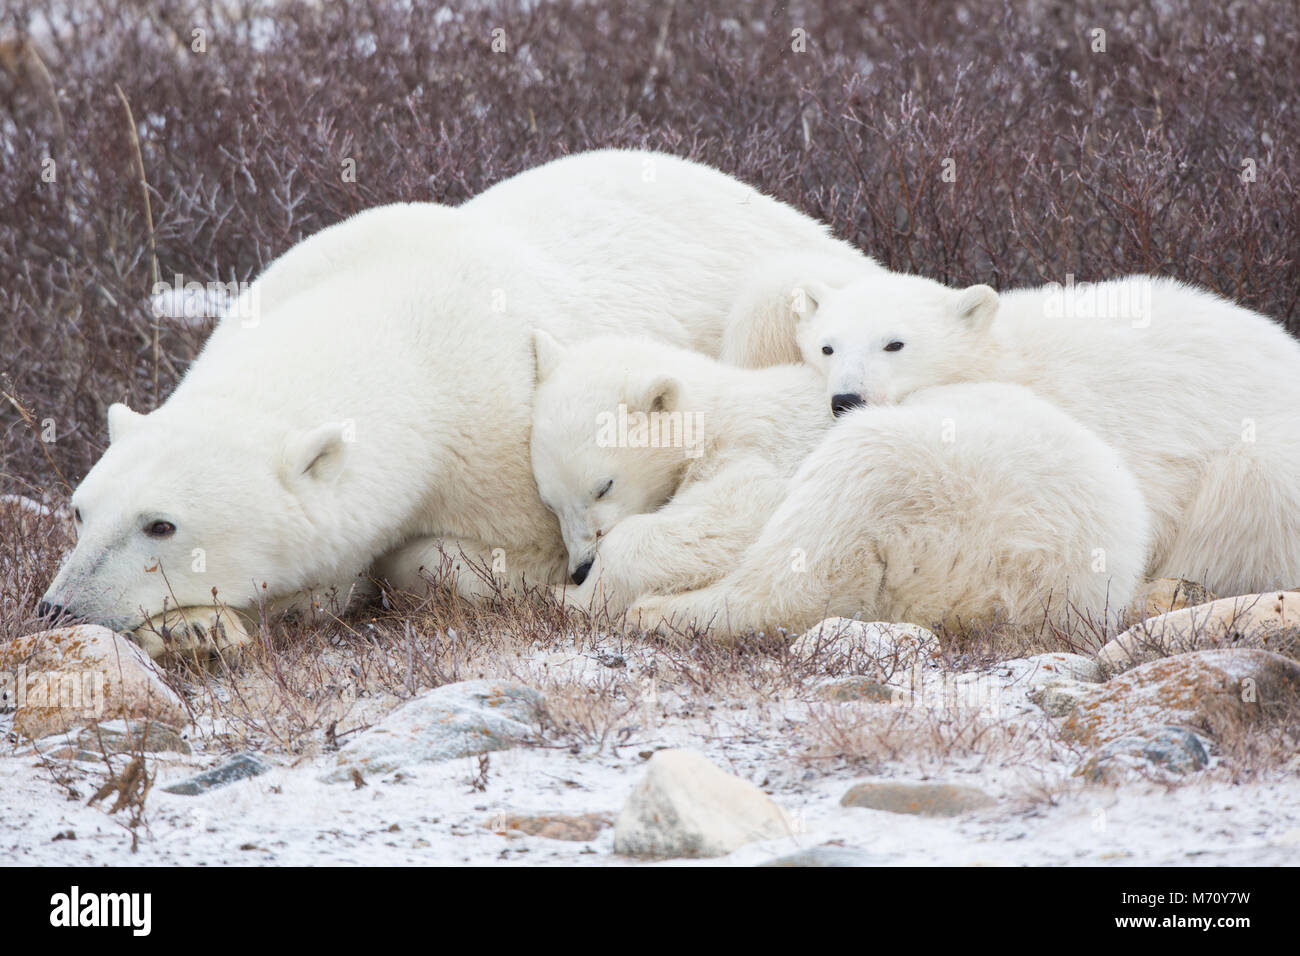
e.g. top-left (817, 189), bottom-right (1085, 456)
top-left (831, 392), bottom-right (865, 417)
top-left (571, 559), bottom-right (594, 586)
top-left (36, 600), bottom-right (69, 623)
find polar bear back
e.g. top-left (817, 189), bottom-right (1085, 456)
top-left (997, 276), bottom-right (1300, 438)
top-left (466, 150), bottom-right (876, 356)
top-left (791, 381), bottom-right (1150, 627)
top-left (993, 276), bottom-right (1300, 592)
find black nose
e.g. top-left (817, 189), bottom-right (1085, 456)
top-left (571, 560), bottom-right (593, 586)
top-left (831, 393), bottom-right (865, 417)
top-left (37, 601), bottom-right (65, 621)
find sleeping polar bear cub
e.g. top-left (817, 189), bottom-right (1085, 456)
top-left (530, 331), bottom-right (835, 612)
top-left (531, 333), bottom-right (1149, 638)
top-left (733, 272), bottom-right (1300, 597)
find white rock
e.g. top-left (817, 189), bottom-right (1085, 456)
top-left (909, 668), bottom-right (1012, 716)
top-left (0, 625), bottom-right (188, 740)
top-left (1003, 652), bottom-right (1104, 688)
top-left (1097, 591), bottom-right (1300, 675)
top-left (614, 749), bottom-right (792, 858)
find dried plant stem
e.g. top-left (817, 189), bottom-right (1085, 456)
top-left (1, 388), bottom-right (72, 495)
top-left (114, 83), bottom-right (162, 404)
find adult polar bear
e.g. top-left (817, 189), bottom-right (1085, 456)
top-left (40, 150), bottom-right (878, 656)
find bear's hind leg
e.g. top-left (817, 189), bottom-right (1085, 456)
top-left (1157, 448), bottom-right (1300, 595)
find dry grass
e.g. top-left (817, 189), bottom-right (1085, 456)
top-left (798, 698), bottom-right (1052, 772)
top-left (1206, 699), bottom-right (1300, 784)
top-left (6, 490), bottom-right (1299, 785)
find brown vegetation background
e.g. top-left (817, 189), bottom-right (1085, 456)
top-left (3, 0), bottom-right (1298, 492)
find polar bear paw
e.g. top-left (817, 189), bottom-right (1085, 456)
top-left (548, 581), bottom-right (595, 610)
top-left (626, 595), bottom-right (678, 635)
top-left (131, 605), bottom-right (253, 660)
top-left (547, 554), bottom-right (623, 613)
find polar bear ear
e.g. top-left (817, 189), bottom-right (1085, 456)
top-left (791, 279), bottom-right (832, 321)
top-left (107, 402), bottom-right (145, 444)
top-left (636, 374), bottom-right (680, 414)
top-left (283, 423), bottom-right (349, 486)
top-left (533, 329), bottom-right (566, 383)
top-left (953, 284), bottom-right (999, 332)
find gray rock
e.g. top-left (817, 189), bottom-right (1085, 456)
top-left (75, 720), bottom-right (191, 756)
top-left (814, 676), bottom-right (904, 703)
top-left (1028, 677), bottom-right (1096, 717)
top-left (1078, 726), bottom-right (1210, 783)
top-left (614, 749), bottom-right (792, 858)
top-left (1063, 648), bottom-right (1300, 748)
top-left (322, 680), bottom-right (542, 783)
top-left (759, 846), bottom-right (878, 867)
top-left (163, 753), bottom-right (270, 795)
top-left (840, 782), bottom-right (995, 816)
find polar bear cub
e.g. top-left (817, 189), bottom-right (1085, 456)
top-left (530, 331), bottom-right (835, 612)
top-left (628, 380), bottom-right (1149, 638)
top-left (531, 333), bottom-right (1149, 637)
top-left (729, 271), bottom-right (1300, 596)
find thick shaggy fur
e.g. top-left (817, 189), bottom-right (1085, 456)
top-left (718, 251), bottom-right (880, 368)
top-left (727, 272), bottom-right (1300, 596)
top-left (530, 335), bottom-right (1148, 637)
top-left (41, 150), bottom-right (876, 649)
top-left (628, 381), bottom-right (1149, 638)
top-left (531, 334), bottom-right (834, 613)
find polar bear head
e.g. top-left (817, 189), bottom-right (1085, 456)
top-left (39, 402), bottom-right (352, 632)
top-left (791, 273), bottom-right (1000, 415)
top-left (530, 331), bottom-right (692, 585)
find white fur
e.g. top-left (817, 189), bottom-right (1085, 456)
top-left (530, 336), bottom-right (1147, 635)
top-left (627, 381), bottom-right (1149, 638)
top-left (719, 251), bottom-right (880, 368)
top-left (42, 150), bottom-right (877, 635)
top-left (531, 334), bottom-right (833, 612)
top-left (730, 271), bottom-right (1300, 596)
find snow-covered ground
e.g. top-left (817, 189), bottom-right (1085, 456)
top-left (3, 640), bottom-right (1298, 866)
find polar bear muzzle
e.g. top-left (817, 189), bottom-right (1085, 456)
top-left (831, 393), bottom-right (865, 417)
top-left (571, 559), bottom-right (594, 586)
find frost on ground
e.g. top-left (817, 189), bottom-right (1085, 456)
top-left (2, 609), bottom-right (1299, 867)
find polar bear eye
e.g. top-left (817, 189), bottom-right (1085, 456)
top-left (884, 341), bottom-right (905, 352)
top-left (73, 507), bottom-right (82, 524)
top-left (821, 345), bottom-right (834, 356)
top-left (595, 479), bottom-right (613, 500)
top-left (145, 520), bottom-right (176, 538)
